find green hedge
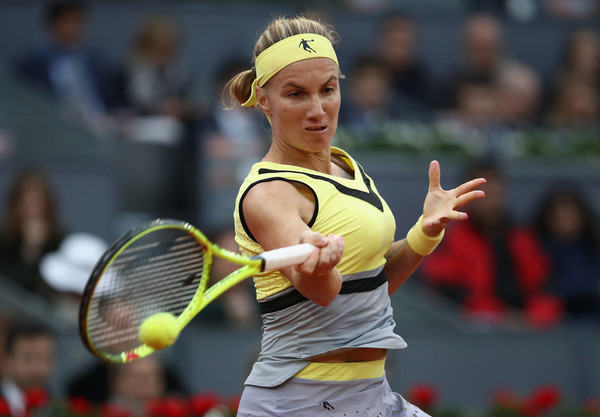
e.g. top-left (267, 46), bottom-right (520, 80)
top-left (333, 122), bottom-right (600, 161)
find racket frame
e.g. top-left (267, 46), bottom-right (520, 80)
top-left (79, 219), bottom-right (264, 363)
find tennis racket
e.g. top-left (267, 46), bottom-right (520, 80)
top-left (78, 218), bottom-right (315, 363)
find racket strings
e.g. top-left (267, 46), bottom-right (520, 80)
top-left (87, 228), bottom-right (207, 355)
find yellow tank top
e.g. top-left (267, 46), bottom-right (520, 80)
top-left (233, 147), bottom-right (396, 300)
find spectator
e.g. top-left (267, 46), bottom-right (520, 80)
top-left (115, 13), bottom-right (202, 144)
top-left (543, 77), bottom-right (599, 128)
top-left (0, 171), bottom-right (65, 300)
top-left (418, 161), bottom-right (562, 328)
top-left (544, 28), bottom-right (600, 128)
top-left (375, 13), bottom-right (433, 112)
top-left (554, 28), bottom-right (600, 90)
top-left (105, 357), bottom-right (170, 417)
top-left (534, 186), bottom-right (600, 322)
top-left (438, 13), bottom-right (507, 110)
top-left (434, 77), bottom-right (501, 155)
top-left (339, 54), bottom-right (405, 133)
top-left (12, 0), bottom-right (115, 133)
top-left (0, 321), bottom-right (57, 417)
top-left (496, 61), bottom-right (543, 129)
top-left (444, 77), bottom-right (499, 129)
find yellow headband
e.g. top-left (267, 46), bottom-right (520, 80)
top-left (242, 33), bottom-right (339, 107)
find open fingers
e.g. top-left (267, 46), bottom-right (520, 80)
top-left (428, 160), bottom-right (441, 191)
top-left (454, 177), bottom-right (487, 196)
top-left (453, 189), bottom-right (486, 211)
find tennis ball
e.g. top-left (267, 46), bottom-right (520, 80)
top-left (138, 312), bottom-right (180, 350)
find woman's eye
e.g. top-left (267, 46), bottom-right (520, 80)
top-left (287, 91), bottom-right (302, 97)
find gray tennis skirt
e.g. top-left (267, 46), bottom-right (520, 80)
top-left (236, 375), bottom-right (431, 417)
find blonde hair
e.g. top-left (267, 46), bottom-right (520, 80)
top-left (224, 16), bottom-right (340, 108)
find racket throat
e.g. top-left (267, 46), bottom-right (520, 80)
top-left (250, 256), bottom-right (267, 272)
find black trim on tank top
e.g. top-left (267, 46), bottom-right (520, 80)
top-left (238, 178), bottom-right (319, 243)
top-left (259, 269), bottom-right (388, 314)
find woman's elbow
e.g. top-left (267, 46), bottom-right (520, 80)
top-left (311, 292), bottom-right (337, 307)
top-left (299, 282), bottom-right (341, 307)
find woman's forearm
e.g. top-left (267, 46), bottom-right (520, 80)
top-left (384, 239), bottom-right (425, 294)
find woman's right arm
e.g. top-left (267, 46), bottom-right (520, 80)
top-left (242, 180), bottom-right (344, 306)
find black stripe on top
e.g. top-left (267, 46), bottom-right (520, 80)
top-left (258, 162), bottom-right (384, 212)
top-left (238, 178), bottom-right (319, 244)
top-left (259, 269), bottom-right (388, 314)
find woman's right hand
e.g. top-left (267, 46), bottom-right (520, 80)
top-left (284, 231), bottom-right (344, 306)
top-left (296, 231), bottom-right (345, 278)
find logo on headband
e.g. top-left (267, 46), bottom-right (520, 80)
top-left (299, 38), bottom-right (317, 53)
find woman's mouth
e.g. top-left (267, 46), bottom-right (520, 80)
top-left (306, 126), bottom-right (327, 132)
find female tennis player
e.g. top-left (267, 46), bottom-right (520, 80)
top-left (228, 15), bottom-right (486, 416)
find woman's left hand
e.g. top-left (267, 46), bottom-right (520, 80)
top-left (421, 160), bottom-right (486, 237)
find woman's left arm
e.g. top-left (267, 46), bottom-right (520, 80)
top-left (385, 160), bottom-right (487, 294)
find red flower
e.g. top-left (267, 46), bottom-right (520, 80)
top-left (407, 383), bottom-right (438, 412)
top-left (528, 385), bottom-right (561, 411)
top-left (161, 397), bottom-right (188, 417)
top-left (188, 393), bottom-right (222, 416)
top-left (0, 398), bottom-right (11, 416)
top-left (68, 397), bottom-right (93, 415)
top-left (101, 403), bottom-right (133, 417)
top-left (24, 388), bottom-right (49, 410)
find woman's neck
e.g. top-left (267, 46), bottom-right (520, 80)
top-left (263, 144), bottom-right (332, 174)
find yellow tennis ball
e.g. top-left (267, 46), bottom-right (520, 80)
top-left (138, 312), bottom-right (180, 350)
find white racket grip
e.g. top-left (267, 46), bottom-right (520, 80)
top-left (258, 243), bottom-right (316, 272)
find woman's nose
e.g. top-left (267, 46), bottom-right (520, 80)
top-left (307, 95), bottom-right (326, 119)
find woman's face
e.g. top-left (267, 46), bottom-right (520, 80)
top-left (258, 58), bottom-right (341, 153)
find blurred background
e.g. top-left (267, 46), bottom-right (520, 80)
top-left (0, 0), bottom-right (599, 416)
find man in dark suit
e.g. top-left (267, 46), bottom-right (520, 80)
top-left (12, 1), bottom-right (114, 131)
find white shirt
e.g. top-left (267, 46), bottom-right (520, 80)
top-left (1, 379), bottom-right (26, 417)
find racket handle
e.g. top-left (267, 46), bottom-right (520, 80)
top-left (258, 243), bottom-right (316, 272)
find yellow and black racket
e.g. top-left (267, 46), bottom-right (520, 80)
top-left (78, 218), bottom-right (314, 363)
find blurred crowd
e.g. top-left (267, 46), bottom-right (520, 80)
top-left (340, 11), bottom-right (600, 155)
top-left (0, 1), bottom-right (599, 416)
top-left (0, 0), bottom-right (598, 324)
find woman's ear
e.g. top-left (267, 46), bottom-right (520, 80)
top-left (256, 87), bottom-right (271, 116)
